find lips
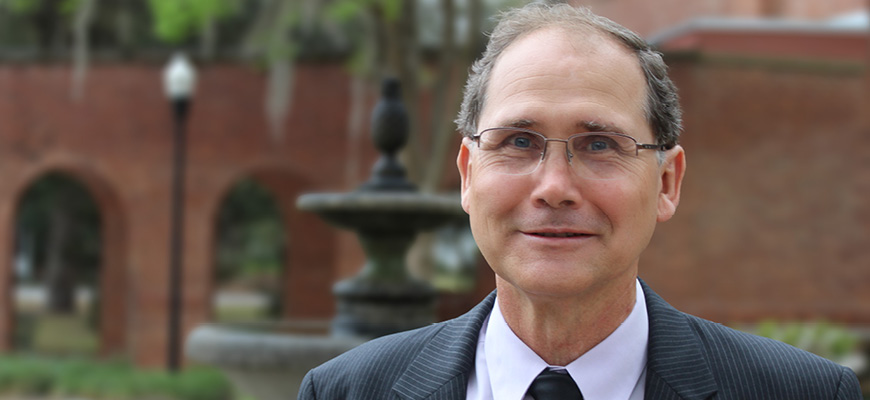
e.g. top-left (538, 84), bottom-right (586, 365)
top-left (524, 228), bottom-right (593, 239)
top-left (534, 232), bottom-right (587, 238)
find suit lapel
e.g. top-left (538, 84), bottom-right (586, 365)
top-left (390, 283), bottom-right (720, 399)
top-left (641, 281), bottom-right (718, 400)
top-left (392, 292), bottom-right (496, 400)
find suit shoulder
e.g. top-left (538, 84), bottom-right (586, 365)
top-left (684, 314), bottom-right (861, 398)
top-left (298, 292), bottom-right (494, 399)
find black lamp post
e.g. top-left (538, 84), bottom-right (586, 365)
top-left (162, 52), bottom-right (196, 372)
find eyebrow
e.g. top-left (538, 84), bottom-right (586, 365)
top-left (501, 119), bottom-right (536, 129)
top-left (497, 118), bottom-right (626, 134)
top-left (581, 120), bottom-right (624, 133)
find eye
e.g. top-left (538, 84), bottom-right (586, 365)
top-left (500, 131), bottom-right (541, 151)
top-left (511, 136), bottom-right (532, 148)
top-left (575, 134), bottom-right (619, 153)
top-left (587, 139), bottom-right (611, 152)
top-left (478, 128), bottom-right (543, 152)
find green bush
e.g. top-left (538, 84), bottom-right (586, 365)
top-left (0, 356), bottom-right (54, 395)
top-left (754, 320), bottom-right (860, 361)
top-left (0, 355), bottom-right (234, 400)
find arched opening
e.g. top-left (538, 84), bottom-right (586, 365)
top-left (13, 172), bottom-right (102, 356)
top-left (212, 177), bottom-right (286, 323)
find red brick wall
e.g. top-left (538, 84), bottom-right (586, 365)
top-left (641, 52), bottom-right (869, 324)
top-left (571, 0), bottom-right (866, 37)
top-left (0, 63), bottom-right (370, 367)
top-left (660, 31), bottom-right (869, 63)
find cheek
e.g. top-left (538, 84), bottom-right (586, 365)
top-left (470, 169), bottom-right (513, 204)
top-left (590, 174), bottom-right (660, 225)
top-left (467, 174), bottom-right (525, 231)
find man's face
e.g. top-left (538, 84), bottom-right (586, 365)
top-left (457, 28), bottom-right (685, 299)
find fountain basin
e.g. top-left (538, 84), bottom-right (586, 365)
top-left (297, 191), bottom-right (464, 338)
top-left (186, 323), bottom-right (365, 400)
top-left (297, 192), bottom-right (463, 232)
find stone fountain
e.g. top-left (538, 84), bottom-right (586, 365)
top-left (186, 78), bottom-right (464, 399)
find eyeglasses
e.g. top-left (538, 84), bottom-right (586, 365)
top-left (470, 127), bottom-right (673, 180)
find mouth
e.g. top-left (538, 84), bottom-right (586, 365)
top-left (532, 232), bottom-right (588, 238)
top-left (525, 230), bottom-right (592, 239)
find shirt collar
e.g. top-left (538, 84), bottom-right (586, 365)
top-left (484, 279), bottom-right (649, 400)
top-left (485, 296), bottom-right (549, 400)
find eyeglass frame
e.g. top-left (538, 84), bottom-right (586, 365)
top-left (469, 126), bottom-right (676, 176)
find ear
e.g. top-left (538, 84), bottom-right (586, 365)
top-left (656, 145), bottom-right (686, 222)
top-left (457, 138), bottom-right (473, 213)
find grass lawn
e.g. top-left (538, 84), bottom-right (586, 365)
top-left (0, 355), bottom-right (235, 400)
top-left (4, 290), bottom-right (281, 399)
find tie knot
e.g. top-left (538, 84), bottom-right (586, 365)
top-left (527, 369), bottom-right (584, 400)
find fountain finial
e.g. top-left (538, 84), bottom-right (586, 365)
top-left (362, 78), bottom-right (415, 192)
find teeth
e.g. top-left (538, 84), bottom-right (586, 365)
top-left (538, 232), bottom-right (583, 238)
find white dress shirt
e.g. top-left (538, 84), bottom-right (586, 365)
top-left (466, 279), bottom-right (649, 400)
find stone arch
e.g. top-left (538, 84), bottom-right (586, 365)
top-left (199, 164), bottom-right (337, 325)
top-left (2, 162), bottom-right (127, 357)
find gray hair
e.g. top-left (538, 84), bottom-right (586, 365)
top-left (455, 3), bottom-right (682, 147)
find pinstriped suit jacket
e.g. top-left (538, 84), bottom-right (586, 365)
top-left (298, 281), bottom-right (862, 399)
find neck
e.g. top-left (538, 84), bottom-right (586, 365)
top-left (496, 276), bottom-right (637, 366)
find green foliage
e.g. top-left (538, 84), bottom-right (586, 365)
top-left (755, 320), bottom-right (859, 360)
top-left (215, 178), bottom-right (285, 283)
top-left (0, 356), bottom-right (233, 400)
top-left (323, 0), bottom-right (402, 75)
top-left (214, 178), bottom-right (285, 321)
top-left (326, 0), bottom-right (402, 22)
top-left (324, 1), bottom-right (361, 23)
top-left (0, 356), bottom-right (54, 395)
top-left (148, 0), bottom-right (238, 43)
top-left (58, 0), bottom-right (83, 15)
top-left (379, 0), bottom-right (403, 20)
top-left (431, 220), bottom-right (479, 293)
top-left (3, 0), bottom-right (41, 14)
top-left (265, 9), bottom-right (301, 61)
top-left (2, 0), bottom-right (80, 15)
top-left (17, 172), bottom-right (102, 285)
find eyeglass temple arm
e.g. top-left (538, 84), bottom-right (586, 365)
top-left (637, 143), bottom-right (675, 151)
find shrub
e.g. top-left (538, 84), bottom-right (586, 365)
top-left (754, 320), bottom-right (860, 361)
top-left (0, 355), bottom-right (234, 400)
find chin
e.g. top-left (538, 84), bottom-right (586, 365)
top-left (508, 268), bottom-right (600, 297)
top-left (503, 260), bottom-right (635, 298)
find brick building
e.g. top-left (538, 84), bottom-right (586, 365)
top-left (642, 18), bottom-right (869, 324)
top-left (0, 1), bottom-right (868, 368)
top-left (572, 0), bottom-right (866, 36)
top-left (0, 64), bottom-right (366, 366)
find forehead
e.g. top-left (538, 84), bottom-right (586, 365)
top-left (482, 27), bottom-right (649, 138)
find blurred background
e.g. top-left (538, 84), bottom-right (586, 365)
top-left (0, 0), bottom-right (867, 398)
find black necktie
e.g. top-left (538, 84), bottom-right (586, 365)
top-left (526, 369), bottom-right (584, 400)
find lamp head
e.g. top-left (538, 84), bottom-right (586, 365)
top-left (163, 52), bottom-right (197, 101)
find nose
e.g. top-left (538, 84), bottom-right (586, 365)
top-left (530, 144), bottom-right (584, 209)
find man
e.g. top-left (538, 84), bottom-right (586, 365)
top-left (299, 3), bottom-right (862, 399)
